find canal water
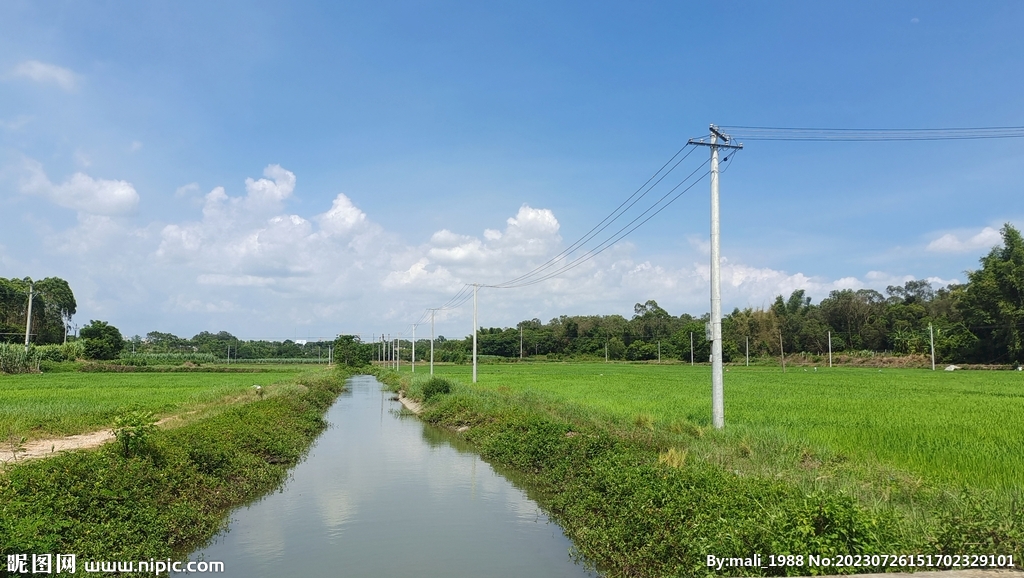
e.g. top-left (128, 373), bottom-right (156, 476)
top-left (177, 375), bottom-right (596, 577)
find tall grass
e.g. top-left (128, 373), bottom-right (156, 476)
top-left (0, 343), bottom-right (39, 374)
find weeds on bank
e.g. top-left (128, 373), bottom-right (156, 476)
top-left (402, 375), bottom-right (1022, 577)
top-left (0, 368), bottom-right (352, 572)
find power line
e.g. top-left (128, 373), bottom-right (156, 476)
top-left (497, 143), bottom-right (700, 288)
top-left (418, 141), bottom-right (711, 319)
top-left (488, 163), bottom-right (712, 289)
top-left (718, 125), bottom-right (1024, 141)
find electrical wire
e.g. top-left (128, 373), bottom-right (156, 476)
top-left (718, 125), bottom-right (1024, 141)
top-left (497, 143), bottom-right (700, 288)
top-left (418, 132), bottom-right (718, 318)
top-left (489, 164), bottom-right (712, 288)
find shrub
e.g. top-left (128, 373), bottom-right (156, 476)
top-left (112, 410), bottom-right (158, 457)
top-left (421, 377), bottom-right (455, 400)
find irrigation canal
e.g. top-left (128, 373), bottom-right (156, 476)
top-left (175, 375), bottom-right (595, 577)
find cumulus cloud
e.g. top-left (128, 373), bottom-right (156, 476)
top-left (12, 162), bottom-right (953, 338)
top-left (20, 159), bottom-right (139, 215)
top-left (926, 227), bottom-right (1002, 253)
top-left (385, 204), bottom-right (563, 292)
top-left (11, 60), bottom-right (78, 91)
top-left (157, 164), bottom-right (393, 294)
top-left (316, 193), bottom-right (368, 236)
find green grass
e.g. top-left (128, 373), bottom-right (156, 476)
top-left (1, 368), bottom-right (352, 570)
top-left (393, 364), bottom-right (1024, 576)
top-left (420, 363), bottom-right (1024, 492)
top-left (0, 367), bottom-right (311, 440)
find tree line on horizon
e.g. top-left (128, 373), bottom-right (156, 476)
top-left (350, 223), bottom-right (1024, 367)
top-left (3, 224), bottom-right (1022, 366)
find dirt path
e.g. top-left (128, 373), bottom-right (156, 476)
top-left (1, 415), bottom-right (183, 465)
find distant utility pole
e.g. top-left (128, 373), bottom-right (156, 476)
top-left (428, 308), bottom-right (439, 376)
top-left (828, 331), bottom-right (833, 368)
top-left (472, 284), bottom-right (479, 384)
top-left (24, 281), bottom-right (34, 352)
top-left (520, 323), bottom-right (524, 360)
top-left (929, 324), bottom-right (935, 370)
top-left (658, 341), bottom-right (661, 363)
top-left (690, 332), bottom-right (694, 366)
top-left (780, 332), bottom-right (786, 373)
top-left (745, 336), bottom-right (749, 367)
top-left (396, 336), bottom-right (400, 371)
top-left (411, 324), bottom-right (419, 373)
top-left (689, 125), bottom-right (742, 430)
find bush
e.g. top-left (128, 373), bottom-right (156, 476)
top-left (112, 410), bottom-right (158, 457)
top-left (421, 377), bottom-right (455, 400)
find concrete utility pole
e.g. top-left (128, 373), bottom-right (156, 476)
top-left (472, 284), bottom-right (479, 383)
top-left (745, 336), bottom-right (749, 367)
top-left (520, 323), bottom-right (523, 360)
top-left (929, 324), bottom-right (935, 370)
top-left (780, 332), bottom-right (786, 373)
top-left (828, 331), bottom-right (833, 368)
top-left (411, 324), bottom-right (418, 373)
top-left (690, 332), bottom-right (694, 366)
top-left (428, 309), bottom-right (438, 376)
top-left (24, 281), bottom-right (34, 352)
top-left (396, 336), bottom-right (400, 371)
top-left (690, 125), bottom-right (742, 430)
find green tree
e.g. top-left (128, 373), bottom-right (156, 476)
top-left (333, 335), bottom-right (374, 367)
top-left (958, 223), bottom-right (1024, 364)
top-left (80, 320), bottom-right (125, 360)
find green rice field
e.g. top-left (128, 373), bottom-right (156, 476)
top-left (0, 367), bottom-right (311, 440)
top-left (423, 362), bottom-right (1024, 491)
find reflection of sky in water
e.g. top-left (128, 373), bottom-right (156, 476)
top-left (178, 376), bottom-right (594, 578)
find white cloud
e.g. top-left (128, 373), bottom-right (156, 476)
top-left (0, 115), bottom-right (33, 131)
top-left (155, 165), bottom-right (395, 308)
top-left (20, 158), bottom-right (139, 215)
top-left (175, 183), bottom-right (200, 197)
top-left (12, 163), bottom-right (958, 338)
top-left (316, 193), bottom-right (367, 236)
top-left (926, 227), bottom-right (1002, 253)
top-left (73, 150), bottom-right (92, 167)
top-left (11, 60), bottom-right (78, 91)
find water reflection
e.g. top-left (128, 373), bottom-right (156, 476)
top-left (177, 375), bottom-right (595, 578)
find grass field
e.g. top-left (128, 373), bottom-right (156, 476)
top-left (418, 362), bottom-right (1024, 492)
top-left (0, 366), bottom-right (312, 440)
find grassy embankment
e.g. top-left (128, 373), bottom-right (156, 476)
top-left (0, 365), bottom-right (352, 575)
top-left (391, 362), bottom-right (1023, 577)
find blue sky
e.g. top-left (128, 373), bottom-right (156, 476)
top-left (2, 1), bottom-right (1022, 341)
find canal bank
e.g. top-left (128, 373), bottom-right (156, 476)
top-left (389, 372), bottom-right (1024, 578)
top-left (0, 368), bottom-right (350, 574)
top-left (179, 375), bottom-right (594, 577)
